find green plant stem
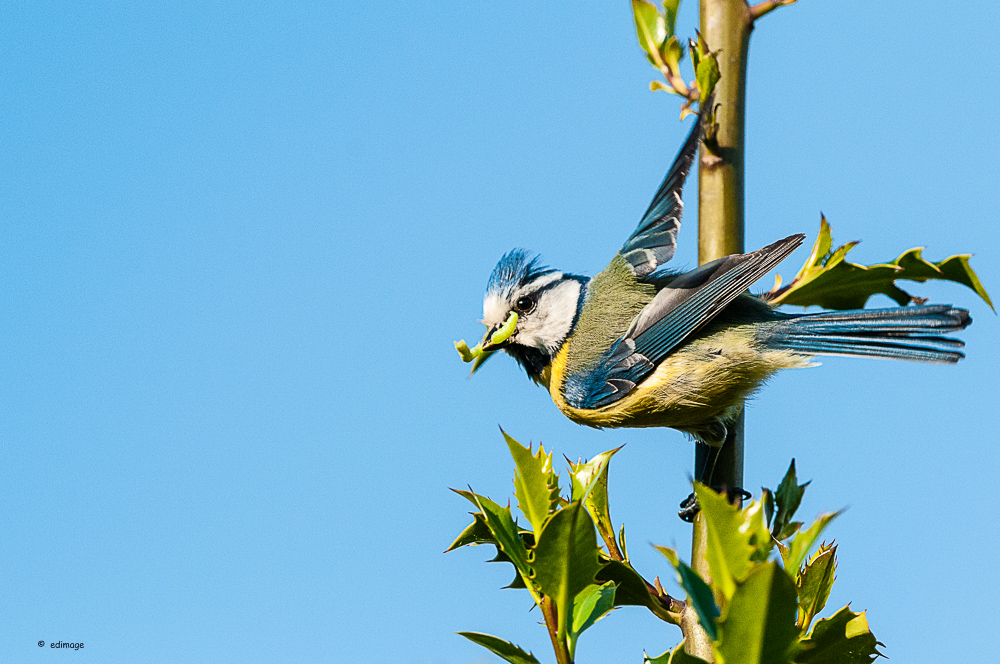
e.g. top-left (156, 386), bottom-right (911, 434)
top-left (687, 0), bottom-right (754, 660)
top-left (697, 1), bottom-right (750, 263)
top-left (541, 596), bottom-right (572, 664)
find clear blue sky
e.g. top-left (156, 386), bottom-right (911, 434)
top-left (2, 1), bottom-right (997, 662)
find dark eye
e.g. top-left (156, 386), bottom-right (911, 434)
top-left (515, 295), bottom-right (536, 313)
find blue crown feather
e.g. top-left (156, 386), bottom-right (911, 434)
top-left (486, 249), bottom-right (556, 296)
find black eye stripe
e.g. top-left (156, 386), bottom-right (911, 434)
top-left (510, 274), bottom-right (588, 312)
top-left (516, 279), bottom-right (561, 303)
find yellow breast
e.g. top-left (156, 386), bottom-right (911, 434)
top-left (546, 326), bottom-right (810, 430)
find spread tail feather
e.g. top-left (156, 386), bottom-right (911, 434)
top-left (763, 305), bottom-right (972, 363)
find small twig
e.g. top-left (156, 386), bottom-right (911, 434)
top-left (644, 577), bottom-right (685, 625)
top-left (663, 69), bottom-right (695, 100)
top-left (540, 596), bottom-right (572, 664)
top-left (750, 0), bottom-right (796, 22)
top-left (598, 529), bottom-right (626, 563)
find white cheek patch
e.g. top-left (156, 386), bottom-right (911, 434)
top-left (518, 280), bottom-right (582, 354)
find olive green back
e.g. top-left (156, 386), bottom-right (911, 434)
top-left (565, 254), bottom-right (656, 372)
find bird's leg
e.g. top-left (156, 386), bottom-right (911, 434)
top-left (678, 415), bottom-right (749, 521)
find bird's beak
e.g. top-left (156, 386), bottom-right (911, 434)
top-left (481, 311), bottom-right (518, 352)
top-left (454, 311), bottom-right (518, 376)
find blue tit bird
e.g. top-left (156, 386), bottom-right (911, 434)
top-left (457, 121), bottom-right (972, 446)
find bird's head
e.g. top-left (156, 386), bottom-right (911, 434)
top-left (456, 249), bottom-right (587, 379)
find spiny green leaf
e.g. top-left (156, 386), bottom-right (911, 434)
top-left (744, 498), bottom-right (775, 562)
top-left (504, 567), bottom-right (528, 589)
top-left (632, 0), bottom-right (667, 68)
top-left (568, 446), bottom-right (624, 559)
top-left (457, 632), bottom-right (542, 664)
top-left (646, 640), bottom-right (711, 664)
top-left (656, 546), bottom-right (720, 640)
top-left (796, 543), bottom-right (837, 631)
top-left (445, 512), bottom-right (495, 552)
top-left (531, 502), bottom-right (605, 635)
top-left (453, 489), bottom-right (532, 581)
top-left (767, 216), bottom-right (994, 310)
top-left (489, 547), bottom-right (532, 589)
top-left (779, 521), bottom-right (804, 541)
top-left (762, 488), bottom-right (775, 529)
top-left (503, 430), bottom-right (559, 535)
top-left (715, 562), bottom-right (799, 664)
top-left (658, 545), bottom-right (680, 568)
top-left (568, 447), bottom-right (620, 503)
top-left (677, 561), bottom-right (720, 641)
top-left (696, 52), bottom-right (720, 108)
top-left (795, 606), bottom-right (883, 663)
top-left (771, 460), bottom-right (809, 541)
top-left (781, 511), bottom-right (842, 575)
top-left (596, 559), bottom-right (650, 606)
top-left (694, 484), bottom-right (755, 600)
top-left (596, 559), bottom-right (676, 623)
top-left (569, 581), bottom-right (617, 656)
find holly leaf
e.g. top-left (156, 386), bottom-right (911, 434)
top-left (568, 446), bottom-right (624, 559)
top-left (794, 606), bottom-right (884, 663)
top-left (715, 562), bottom-right (800, 664)
top-left (445, 511), bottom-right (495, 552)
top-left (780, 511), bottom-right (842, 575)
top-left (771, 460), bottom-right (809, 541)
top-left (596, 559), bottom-right (677, 623)
top-left (677, 560), bottom-right (721, 641)
top-left (656, 546), bottom-right (720, 640)
top-left (744, 498), bottom-right (775, 562)
top-left (457, 632), bottom-right (542, 664)
top-left (453, 489), bottom-right (532, 582)
top-left (503, 430), bottom-right (559, 535)
top-left (531, 502), bottom-right (605, 634)
top-left (646, 640), bottom-right (711, 664)
top-left (481, 531), bottom-right (534, 589)
top-left (796, 543), bottom-right (837, 631)
top-left (569, 581), bottom-right (617, 656)
top-left (762, 488), bottom-right (775, 529)
top-left (765, 216), bottom-right (993, 310)
top-left (694, 484), bottom-right (755, 600)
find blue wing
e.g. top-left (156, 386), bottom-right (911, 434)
top-left (620, 120), bottom-right (701, 279)
top-left (563, 235), bottom-right (805, 409)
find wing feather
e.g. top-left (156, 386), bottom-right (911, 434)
top-left (620, 120), bottom-right (701, 278)
top-left (563, 235), bottom-right (805, 410)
